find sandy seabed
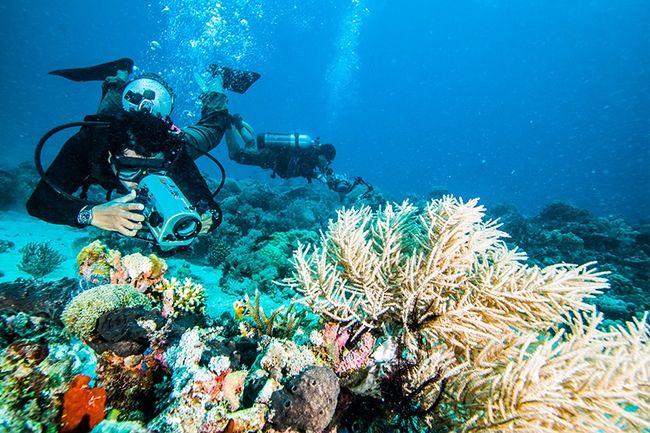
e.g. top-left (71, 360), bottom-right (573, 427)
top-left (0, 210), bottom-right (238, 318)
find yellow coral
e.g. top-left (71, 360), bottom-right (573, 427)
top-left (77, 240), bottom-right (113, 278)
top-left (174, 278), bottom-right (207, 315)
top-left (154, 277), bottom-right (206, 317)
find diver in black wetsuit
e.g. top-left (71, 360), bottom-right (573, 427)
top-left (225, 114), bottom-right (373, 197)
top-left (26, 59), bottom-right (253, 238)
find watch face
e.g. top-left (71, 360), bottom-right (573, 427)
top-left (78, 208), bottom-right (93, 226)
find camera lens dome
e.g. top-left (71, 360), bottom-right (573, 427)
top-left (173, 217), bottom-right (201, 240)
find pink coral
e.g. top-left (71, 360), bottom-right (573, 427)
top-left (313, 323), bottom-right (376, 375)
top-left (334, 333), bottom-right (376, 375)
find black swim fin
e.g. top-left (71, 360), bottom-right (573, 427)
top-left (48, 58), bottom-right (135, 82)
top-left (208, 64), bottom-right (261, 94)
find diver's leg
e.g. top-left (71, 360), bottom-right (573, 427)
top-left (183, 92), bottom-right (230, 160)
top-left (97, 70), bottom-right (130, 114)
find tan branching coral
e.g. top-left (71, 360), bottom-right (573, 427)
top-left (289, 196), bottom-right (649, 432)
top-left (239, 290), bottom-right (307, 339)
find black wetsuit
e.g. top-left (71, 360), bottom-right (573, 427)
top-left (26, 121), bottom-right (219, 229)
top-left (229, 145), bottom-right (325, 182)
top-left (26, 90), bottom-right (229, 230)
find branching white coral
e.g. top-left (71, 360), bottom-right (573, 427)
top-left (288, 196), bottom-right (648, 432)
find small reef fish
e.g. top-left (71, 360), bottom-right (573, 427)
top-left (233, 299), bottom-right (249, 320)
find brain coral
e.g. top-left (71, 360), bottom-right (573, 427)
top-left (61, 284), bottom-right (153, 339)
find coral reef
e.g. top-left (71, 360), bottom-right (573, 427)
top-left (17, 241), bottom-right (66, 279)
top-left (219, 228), bottom-right (320, 300)
top-left (0, 339), bottom-right (88, 431)
top-left (77, 240), bottom-right (167, 292)
top-left (148, 326), bottom-right (266, 433)
top-left (2, 189), bottom-right (648, 433)
top-left (0, 277), bottom-right (79, 325)
top-left (193, 177), bottom-right (384, 299)
top-left (488, 202), bottom-right (650, 321)
top-left (290, 197), bottom-right (650, 432)
top-left (61, 284), bottom-right (153, 340)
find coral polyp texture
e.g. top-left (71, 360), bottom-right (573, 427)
top-left (289, 196), bottom-right (650, 432)
top-left (61, 284), bottom-right (153, 339)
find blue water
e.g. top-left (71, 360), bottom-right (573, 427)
top-left (1, 0), bottom-right (649, 221)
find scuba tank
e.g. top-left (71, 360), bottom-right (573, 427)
top-left (257, 133), bottom-right (319, 150)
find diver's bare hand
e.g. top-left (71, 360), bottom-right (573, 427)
top-left (91, 190), bottom-right (145, 237)
top-left (198, 212), bottom-right (213, 236)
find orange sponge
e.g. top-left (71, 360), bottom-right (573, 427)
top-left (60, 374), bottom-right (106, 433)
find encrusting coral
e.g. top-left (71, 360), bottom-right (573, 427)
top-left (289, 196), bottom-right (650, 432)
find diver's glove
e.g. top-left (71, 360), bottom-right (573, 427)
top-left (194, 70), bottom-right (225, 94)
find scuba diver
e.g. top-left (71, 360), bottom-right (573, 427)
top-left (225, 114), bottom-right (373, 197)
top-left (26, 58), bottom-right (260, 250)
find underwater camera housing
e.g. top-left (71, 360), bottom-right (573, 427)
top-left (135, 174), bottom-right (202, 250)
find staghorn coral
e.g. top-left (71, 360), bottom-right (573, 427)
top-left (61, 284), bottom-right (153, 340)
top-left (289, 196), bottom-right (649, 432)
top-left (17, 241), bottom-right (65, 279)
